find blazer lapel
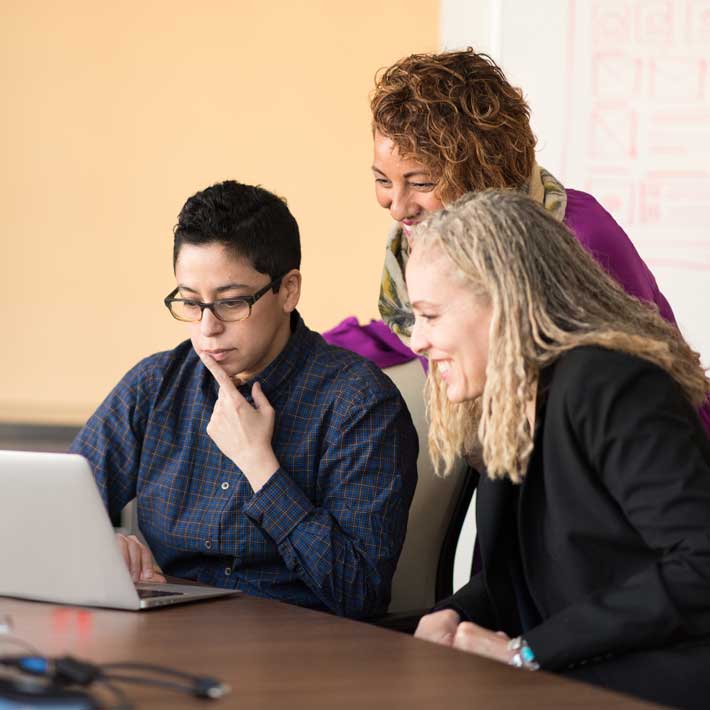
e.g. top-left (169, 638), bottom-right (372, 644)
top-left (477, 474), bottom-right (520, 633)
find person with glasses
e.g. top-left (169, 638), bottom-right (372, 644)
top-left (70, 180), bottom-right (417, 618)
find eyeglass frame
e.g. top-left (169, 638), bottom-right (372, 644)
top-left (163, 275), bottom-right (285, 323)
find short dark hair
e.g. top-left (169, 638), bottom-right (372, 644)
top-left (173, 180), bottom-right (301, 280)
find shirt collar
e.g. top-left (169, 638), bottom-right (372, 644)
top-left (234, 311), bottom-right (311, 403)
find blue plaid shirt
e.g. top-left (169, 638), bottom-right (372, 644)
top-left (71, 313), bottom-right (417, 618)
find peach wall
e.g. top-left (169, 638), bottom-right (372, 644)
top-left (0, 1), bottom-right (438, 423)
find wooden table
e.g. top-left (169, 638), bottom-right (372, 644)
top-left (0, 595), bottom-right (659, 709)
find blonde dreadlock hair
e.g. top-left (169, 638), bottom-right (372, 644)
top-left (412, 190), bottom-right (709, 482)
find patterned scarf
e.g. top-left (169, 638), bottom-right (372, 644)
top-left (378, 164), bottom-right (567, 340)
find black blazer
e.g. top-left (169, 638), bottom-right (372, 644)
top-left (439, 346), bottom-right (710, 672)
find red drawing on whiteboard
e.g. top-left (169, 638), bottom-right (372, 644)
top-left (649, 58), bottom-right (705, 102)
top-left (639, 174), bottom-right (710, 230)
top-left (687, 0), bottom-right (710, 43)
top-left (639, 182), bottom-right (662, 224)
top-left (590, 107), bottom-right (638, 159)
top-left (635, 0), bottom-right (674, 44)
top-left (593, 1), bottom-right (631, 46)
top-left (593, 53), bottom-right (643, 100)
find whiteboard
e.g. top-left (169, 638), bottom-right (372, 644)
top-left (442, 0), bottom-right (710, 367)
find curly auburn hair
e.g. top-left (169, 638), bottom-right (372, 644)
top-left (371, 49), bottom-right (537, 202)
top-left (411, 191), bottom-right (709, 482)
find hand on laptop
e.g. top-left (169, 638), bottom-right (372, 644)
top-left (199, 352), bottom-right (280, 493)
top-left (116, 533), bottom-right (166, 584)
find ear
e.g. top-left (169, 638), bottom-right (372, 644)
top-left (279, 269), bottom-right (301, 314)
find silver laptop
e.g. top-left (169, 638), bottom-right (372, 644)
top-left (0, 450), bottom-right (238, 610)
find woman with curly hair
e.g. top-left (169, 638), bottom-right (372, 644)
top-left (371, 48), bottom-right (710, 432)
top-left (406, 190), bottom-right (710, 710)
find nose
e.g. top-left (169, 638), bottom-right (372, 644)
top-left (199, 308), bottom-right (224, 337)
top-left (409, 317), bottom-right (429, 356)
top-left (388, 186), bottom-right (414, 223)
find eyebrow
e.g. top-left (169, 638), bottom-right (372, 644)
top-left (410, 300), bottom-right (439, 310)
top-left (176, 283), bottom-right (253, 295)
top-left (371, 166), bottom-right (433, 179)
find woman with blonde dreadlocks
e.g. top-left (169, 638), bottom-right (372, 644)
top-left (371, 48), bottom-right (710, 432)
top-left (406, 190), bottom-right (710, 710)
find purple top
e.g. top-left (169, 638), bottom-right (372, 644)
top-left (563, 189), bottom-right (676, 322)
top-left (322, 316), bottom-right (419, 369)
top-left (565, 190), bottom-right (710, 433)
top-left (323, 188), bottom-right (710, 434)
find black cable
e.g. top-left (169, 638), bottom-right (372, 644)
top-left (101, 672), bottom-right (228, 699)
top-left (99, 662), bottom-right (229, 698)
top-left (1, 648), bottom-right (229, 701)
top-left (101, 672), bottom-right (197, 692)
top-left (100, 661), bottom-right (203, 681)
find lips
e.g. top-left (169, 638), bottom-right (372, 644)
top-left (435, 360), bottom-right (452, 381)
top-left (400, 220), bottom-right (420, 235)
top-left (202, 348), bottom-right (235, 362)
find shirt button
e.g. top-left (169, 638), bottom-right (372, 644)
top-left (224, 567), bottom-right (232, 576)
top-left (205, 540), bottom-right (212, 549)
top-left (221, 481), bottom-right (230, 490)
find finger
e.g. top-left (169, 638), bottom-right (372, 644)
top-left (141, 567), bottom-right (167, 584)
top-left (453, 625), bottom-right (479, 652)
top-left (220, 382), bottom-right (248, 406)
top-left (133, 536), bottom-right (155, 581)
top-left (454, 624), bottom-right (508, 661)
top-left (216, 385), bottom-right (249, 414)
top-left (150, 570), bottom-right (167, 584)
top-left (453, 634), bottom-right (474, 653)
top-left (129, 541), bottom-right (145, 583)
top-left (122, 536), bottom-right (143, 582)
top-left (116, 534), bottom-right (132, 574)
top-left (453, 623), bottom-right (478, 645)
top-left (438, 632), bottom-right (455, 646)
top-left (199, 351), bottom-right (237, 392)
top-left (431, 627), bottom-right (456, 646)
top-left (201, 353), bottom-right (251, 410)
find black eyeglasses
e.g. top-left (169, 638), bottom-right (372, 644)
top-left (164, 276), bottom-right (283, 323)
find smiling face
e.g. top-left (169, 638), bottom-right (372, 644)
top-left (174, 242), bottom-right (300, 382)
top-left (406, 242), bottom-right (492, 403)
top-left (372, 131), bottom-right (445, 242)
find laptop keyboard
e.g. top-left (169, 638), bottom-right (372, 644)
top-left (137, 588), bottom-right (184, 599)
